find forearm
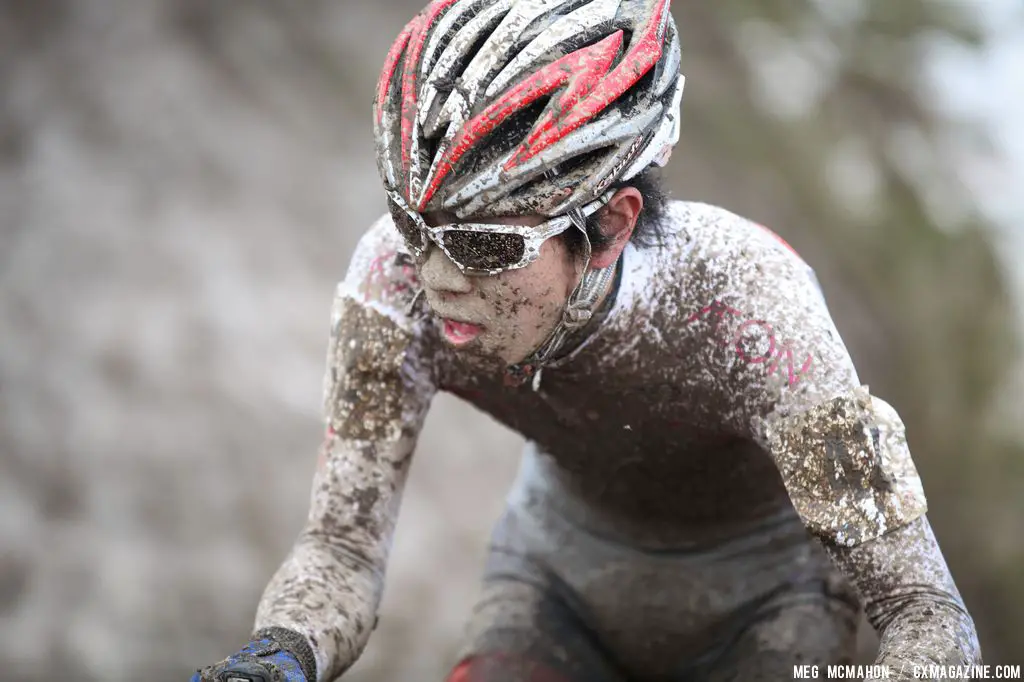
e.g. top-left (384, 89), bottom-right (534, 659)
top-left (823, 516), bottom-right (981, 676)
top-left (253, 428), bottom-right (418, 681)
top-left (254, 526), bottom-right (385, 682)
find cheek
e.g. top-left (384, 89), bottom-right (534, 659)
top-left (487, 248), bottom-right (574, 323)
top-left (539, 241), bottom-right (581, 302)
top-left (473, 275), bottom-right (541, 324)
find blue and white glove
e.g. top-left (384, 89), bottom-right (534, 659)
top-left (191, 627), bottom-right (316, 682)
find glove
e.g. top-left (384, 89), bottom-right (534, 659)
top-left (191, 627), bottom-right (316, 682)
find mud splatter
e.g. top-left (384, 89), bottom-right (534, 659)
top-left (759, 386), bottom-right (928, 547)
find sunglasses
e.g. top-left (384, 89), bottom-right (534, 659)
top-left (384, 189), bottom-right (613, 275)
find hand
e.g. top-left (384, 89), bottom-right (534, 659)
top-left (191, 635), bottom-right (309, 682)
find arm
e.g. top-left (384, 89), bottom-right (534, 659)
top-left (694, 208), bottom-right (982, 671)
top-left (759, 388), bottom-right (981, 674)
top-left (253, 219), bottom-right (436, 681)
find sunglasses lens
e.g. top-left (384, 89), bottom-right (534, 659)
top-left (387, 201), bottom-right (426, 253)
top-left (441, 231), bottom-right (526, 271)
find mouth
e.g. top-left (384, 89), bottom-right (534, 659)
top-left (441, 318), bottom-right (485, 347)
top-left (423, 291), bottom-right (487, 347)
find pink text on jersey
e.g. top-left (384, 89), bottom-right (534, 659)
top-left (684, 299), bottom-right (814, 387)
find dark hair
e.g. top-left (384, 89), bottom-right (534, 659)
top-left (562, 167), bottom-right (669, 257)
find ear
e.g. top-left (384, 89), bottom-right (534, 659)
top-left (588, 187), bottom-right (642, 269)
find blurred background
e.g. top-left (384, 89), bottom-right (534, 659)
top-left (1, 0), bottom-right (1022, 680)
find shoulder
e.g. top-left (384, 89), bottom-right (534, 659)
top-left (656, 200), bottom-right (858, 401)
top-left (662, 200), bottom-right (812, 276)
top-left (337, 213), bottom-right (423, 330)
top-left (636, 200), bottom-right (826, 320)
top-left (653, 200), bottom-right (822, 309)
top-left (324, 215), bottom-right (438, 438)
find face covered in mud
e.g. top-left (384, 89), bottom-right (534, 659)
top-left (409, 189), bottom-right (642, 365)
top-left (417, 213), bottom-right (577, 364)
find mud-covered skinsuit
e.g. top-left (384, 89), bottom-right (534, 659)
top-left (253, 201), bottom-right (981, 681)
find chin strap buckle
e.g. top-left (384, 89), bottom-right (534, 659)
top-left (563, 303), bottom-right (594, 329)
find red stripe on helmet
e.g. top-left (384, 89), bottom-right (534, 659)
top-left (506, 0), bottom-right (672, 169)
top-left (417, 31), bottom-right (624, 210)
top-left (375, 22), bottom-right (415, 126)
top-left (400, 0), bottom-right (462, 171)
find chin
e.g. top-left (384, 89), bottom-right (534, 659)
top-left (498, 347), bottom-right (536, 367)
top-left (463, 339), bottom-right (524, 366)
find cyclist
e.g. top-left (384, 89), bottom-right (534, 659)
top-left (192, 0), bottom-right (982, 680)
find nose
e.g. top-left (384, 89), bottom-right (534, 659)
top-left (418, 243), bottom-right (474, 295)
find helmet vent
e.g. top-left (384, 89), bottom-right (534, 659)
top-left (458, 95), bottom-right (550, 175)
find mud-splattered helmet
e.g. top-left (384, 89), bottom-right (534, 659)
top-left (373, 0), bottom-right (684, 219)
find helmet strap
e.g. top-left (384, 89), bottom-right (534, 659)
top-left (505, 207), bottom-right (617, 391)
